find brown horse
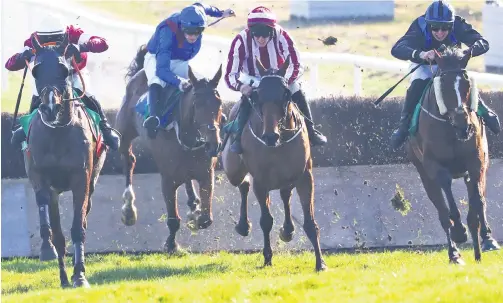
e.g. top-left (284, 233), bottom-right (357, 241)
top-left (221, 56), bottom-right (327, 271)
top-left (115, 48), bottom-right (224, 253)
top-left (23, 35), bottom-right (106, 288)
top-left (406, 45), bottom-right (500, 265)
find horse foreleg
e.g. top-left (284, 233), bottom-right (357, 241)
top-left (185, 180), bottom-right (201, 213)
top-left (416, 160), bottom-right (463, 264)
top-left (121, 142), bottom-right (137, 226)
top-left (465, 168), bottom-right (500, 253)
top-left (48, 190), bottom-right (70, 288)
top-left (295, 166), bottom-right (327, 272)
top-left (235, 177), bottom-right (251, 237)
top-left (253, 181), bottom-right (274, 267)
top-left (196, 169), bottom-right (214, 230)
top-left (162, 175), bottom-right (182, 254)
top-left (279, 187), bottom-right (295, 243)
top-left (70, 171), bottom-right (91, 288)
top-left (34, 184), bottom-right (58, 262)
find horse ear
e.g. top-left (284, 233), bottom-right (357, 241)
top-left (255, 56), bottom-right (266, 76)
top-left (31, 34), bottom-right (42, 53)
top-left (460, 47), bottom-right (473, 69)
top-left (188, 65), bottom-right (198, 84)
top-left (278, 55), bottom-right (290, 78)
top-left (209, 64), bottom-right (222, 88)
top-left (57, 33), bottom-right (69, 54)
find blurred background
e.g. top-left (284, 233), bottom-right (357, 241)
top-left (2, 0), bottom-right (503, 113)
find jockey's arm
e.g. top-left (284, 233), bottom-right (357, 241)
top-left (278, 29), bottom-right (303, 85)
top-left (455, 18), bottom-right (489, 57)
top-left (67, 25), bottom-right (109, 53)
top-left (391, 20), bottom-right (424, 64)
top-left (224, 34), bottom-right (245, 91)
top-left (192, 2), bottom-right (224, 18)
top-left (156, 26), bottom-right (183, 86)
top-left (5, 35), bottom-right (36, 71)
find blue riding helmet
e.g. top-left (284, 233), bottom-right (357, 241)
top-left (425, 0), bottom-right (455, 28)
top-left (180, 5), bottom-right (207, 33)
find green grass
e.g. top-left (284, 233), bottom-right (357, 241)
top-left (2, 249), bottom-right (503, 302)
top-left (1, 71), bottom-right (33, 114)
top-left (75, 1), bottom-right (499, 98)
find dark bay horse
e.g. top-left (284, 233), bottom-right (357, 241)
top-left (116, 48), bottom-right (224, 253)
top-left (221, 56), bottom-right (327, 271)
top-left (23, 35), bottom-right (106, 288)
top-left (406, 45), bottom-right (500, 264)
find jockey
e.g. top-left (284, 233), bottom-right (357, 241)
top-left (143, 2), bottom-right (234, 138)
top-left (390, 0), bottom-right (500, 149)
top-left (5, 14), bottom-right (121, 151)
top-left (224, 6), bottom-right (327, 154)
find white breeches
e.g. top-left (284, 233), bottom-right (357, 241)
top-left (144, 52), bottom-right (189, 87)
top-left (409, 62), bottom-right (438, 82)
top-left (238, 73), bottom-right (302, 94)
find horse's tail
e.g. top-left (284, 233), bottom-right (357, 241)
top-left (125, 44), bottom-right (148, 81)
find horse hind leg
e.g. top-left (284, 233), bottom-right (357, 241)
top-left (121, 139), bottom-right (138, 226)
top-left (279, 187), bottom-right (295, 243)
top-left (185, 180), bottom-right (201, 213)
top-left (295, 166), bottom-right (327, 272)
top-left (48, 191), bottom-right (70, 288)
top-left (162, 175), bottom-right (183, 254)
top-left (235, 176), bottom-right (251, 237)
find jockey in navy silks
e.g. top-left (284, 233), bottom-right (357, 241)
top-left (389, 0), bottom-right (500, 149)
top-left (142, 2), bottom-right (234, 138)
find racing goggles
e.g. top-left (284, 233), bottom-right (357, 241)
top-left (429, 22), bottom-right (452, 32)
top-left (251, 26), bottom-right (273, 38)
top-left (182, 27), bottom-right (204, 36)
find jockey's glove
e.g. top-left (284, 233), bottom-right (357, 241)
top-left (222, 9), bottom-right (235, 18)
top-left (179, 79), bottom-right (192, 92)
top-left (240, 84), bottom-right (253, 96)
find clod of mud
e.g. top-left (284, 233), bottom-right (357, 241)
top-left (391, 184), bottom-right (411, 216)
top-left (318, 36), bottom-right (338, 46)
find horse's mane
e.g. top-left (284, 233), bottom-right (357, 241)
top-left (437, 45), bottom-right (466, 68)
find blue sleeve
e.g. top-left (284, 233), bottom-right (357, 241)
top-left (156, 26), bottom-right (182, 86)
top-left (391, 20), bottom-right (424, 63)
top-left (193, 2), bottom-right (223, 17)
top-left (455, 17), bottom-right (489, 57)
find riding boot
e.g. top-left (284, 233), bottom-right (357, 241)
top-left (478, 97), bottom-right (500, 134)
top-left (11, 95), bottom-right (41, 148)
top-left (143, 83), bottom-right (162, 139)
top-left (82, 94), bottom-right (121, 151)
top-left (230, 97), bottom-right (252, 154)
top-left (390, 79), bottom-right (429, 149)
top-left (291, 89), bottom-right (327, 146)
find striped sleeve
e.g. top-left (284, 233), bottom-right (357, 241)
top-left (68, 25), bottom-right (109, 53)
top-left (224, 33), bottom-right (246, 91)
top-left (278, 29), bottom-right (302, 85)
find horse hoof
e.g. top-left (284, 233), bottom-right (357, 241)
top-left (449, 257), bottom-right (465, 266)
top-left (187, 198), bottom-right (201, 213)
top-left (482, 238), bottom-right (501, 252)
top-left (39, 244), bottom-right (58, 262)
top-left (61, 281), bottom-right (71, 289)
top-left (279, 227), bottom-right (294, 242)
top-left (316, 260), bottom-right (328, 272)
top-left (235, 221), bottom-right (251, 237)
top-left (72, 275), bottom-right (90, 288)
top-left (263, 260), bottom-right (272, 267)
top-left (451, 224), bottom-right (468, 244)
top-left (197, 214), bottom-right (213, 230)
top-left (121, 204), bottom-right (138, 226)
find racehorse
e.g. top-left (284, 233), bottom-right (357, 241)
top-left (116, 46), bottom-right (224, 253)
top-left (22, 34), bottom-right (106, 288)
top-left (406, 45), bottom-right (500, 265)
top-left (221, 56), bottom-right (327, 271)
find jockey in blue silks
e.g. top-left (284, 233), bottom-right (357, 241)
top-left (143, 2), bottom-right (234, 138)
top-left (389, 0), bottom-right (500, 149)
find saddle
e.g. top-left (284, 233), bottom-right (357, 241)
top-left (135, 85), bottom-right (184, 129)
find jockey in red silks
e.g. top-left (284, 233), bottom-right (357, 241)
top-left (5, 13), bottom-right (121, 151)
top-left (223, 6), bottom-right (327, 154)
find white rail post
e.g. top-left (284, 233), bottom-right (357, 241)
top-left (353, 64), bottom-right (363, 96)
